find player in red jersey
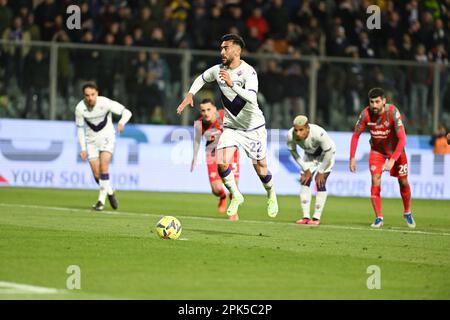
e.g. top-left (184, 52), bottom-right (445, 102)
top-left (349, 88), bottom-right (416, 228)
top-left (191, 99), bottom-right (240, 217)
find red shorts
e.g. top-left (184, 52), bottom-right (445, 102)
top-left (207, 149), bottom-right (240, 183)
top-left (369, 150), bottom-right (408, 177)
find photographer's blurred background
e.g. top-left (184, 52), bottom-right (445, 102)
top-left (0, 0), bottom-right (449, 135)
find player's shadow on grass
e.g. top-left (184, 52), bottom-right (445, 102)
top-left (189, 228), bottom-right (270, 238)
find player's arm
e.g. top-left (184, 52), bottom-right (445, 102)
top-left (287, 132), bottom-right (310, 172)
top-left (191, 120), bottom-right (202, 172)
top-left (221, 68), bottom-right (258, 105)
top-left (317, 134), bottom-right (334, 174)
top-left (384, 108), bottom-right (407, 171)
top-left (75, 108), bottom-right (87, 160)
top-left (109, 99), bottom-right (132, 134)
top-left (177, 67), bottom-right (215, 114)
top-left (349, 110), bottom-right (367, 172)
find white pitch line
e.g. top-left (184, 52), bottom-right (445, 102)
top-left (0, 281), bottom-right (64, 294)
top-left (1, 203), bottom-right (450, 237)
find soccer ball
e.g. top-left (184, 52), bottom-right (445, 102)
top-left (155, 216), bottom-right (182, 240)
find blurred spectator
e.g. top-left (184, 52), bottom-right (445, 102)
top-left (285, 22), bottom-right (302, 48)
top-left (98, 4), bottom-right (118, 35)
top-left (245, 27), bottom-right (263, 53)
top-left (148, 27), bottom-right (168, 47)
top-left (53, 30), bottom-right (71, 113)
top-left (123, 50), bottom-right (147, 121)
top-left (135, 6), bottom-right (158, 39)
top-left (385, 10), bottom-right (404, 47)
top-left (208, 5), bottom-right (225, 50)
top-left (136, 71), bottom-right (163, 123)
top-left (23, 49), bottom-right (48, 119)
top-left (99, 33), bottom-right (119, 97)
top-left (25, 13), bottom-right (41, 41)
top-left (429, 124), bottom-right (450, 154)
top-left (327, 26), bottom-right (349, 57)
top-left (284, 58), bottom-right (308, 124)
top-left (104, 21), bottom-right (123, 45)
top-left (266, 0), bottom-right (289, 39)
top-left (432, 18), bottom-right (447, 47)
top-left (300, 34), bottom-right (320, 56)
top-left (73, 31), bottom-right (99, 88)
top-left (420, 11), bottom-right (436, 50)
top-left (117, 5), bottom-right (133, 37)
top-left (2, 16), bottom-right (31, 90)
top-left (409, 44), bottom-right (432, 126)
top-left (225, 5), bottom-right (246, 37)
top-left (171, 22), bottom-right (191, 48)
top-left (148, 51), bottom-right (170, 109)
top-left (260, 59), bottom-right (285, 128)
top-left (358, 31), bottom-right (375, 58)
top-left (123, 34), bottom-right (134, 47)
top-left (246, 7), bottom-right (269, 41)
top-left (188, 5), bottom-right (209, 49)
top-left (170, 0), bottom-right (190, 22)
top-left (34, 0), bottom-right (60, 41)
top-left (80, 2), bottom-right (95, 33)
top-left (0, 0), bottom-right (13, 36)
top-left (430, 43), bottom-right (449, 117)
top-left (400, 33), bottom-right (414, 60)
top-left (303, 17), bottom-right (324, 47)
top-left (149, 106), bottom-right (166, 124)
top-left (344, 48), bottom-right (365, 114)
top-left (140, 0), bottom-right (164, 23)
top-left (408, 20), bottom-right (427, 48)
top-left (291, 0), bottom-right (314, 28)
top-left (133, 27), bottom-right (146, 46)
top-left (406, 0), bottom-right (419, 25)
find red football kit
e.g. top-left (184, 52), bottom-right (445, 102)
top-left (350, 104), bottom-right (411, 217)
top-left (350, 104), bottom-right (408, 177)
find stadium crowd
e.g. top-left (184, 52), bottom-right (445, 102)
top-left (0, 0), bottom-right (449, 132)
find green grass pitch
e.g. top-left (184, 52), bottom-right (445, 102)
top-left (0, 187), bottom-right (449, 299)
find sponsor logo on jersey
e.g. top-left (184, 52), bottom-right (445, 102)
top-left (370, 129), bottom-right (391, 137)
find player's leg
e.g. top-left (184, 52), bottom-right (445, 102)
top-left (392, 153), bottom-right (415, 228)
top-left (217, 146), bottom-right (243, 219)
top-left (86, 142), bottom-right (103, 209)
top-left (207, 159), bottom-right (227, 213)
top-left (95, 151), bottom-right (117, 210)
top-left (88, 158), bottom-right (100, 184)
top-left (398, 177), bottom-right (415, 228)
top-left (231, 148), bottom-right (240, 186)
top-left (245, 127), bottom-right (278, 218)
top-left (210, 179), bottom-right (227, 214)
top-left (310, 172), bottom-right (331, 225)
top-left (370, 173), bottom-right (384, 227)
top-left (369, 151), bottom-right (385, 227)
top-left (253, 158), bottom-right (278, 218)
top-left (217, 129), bottom-right (244, 219)
top-left (296, 169), bottom-right (313, 224)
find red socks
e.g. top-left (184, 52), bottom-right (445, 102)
top-left (400, 183), bottom-right (411, 213)
top-left (371, 185), bottom-right (382, 218)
